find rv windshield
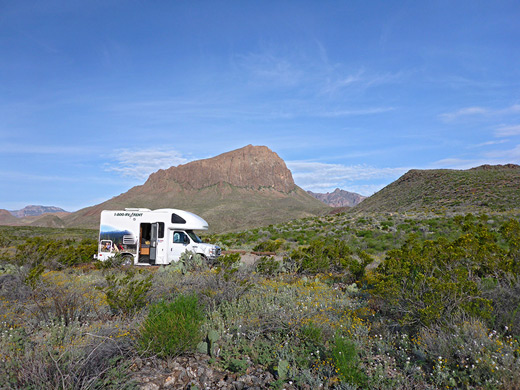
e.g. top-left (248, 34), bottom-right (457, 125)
top-left (186, 230), bottom-right (202, 243)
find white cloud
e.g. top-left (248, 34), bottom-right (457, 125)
top-left (287, 161), bottom-right (409, 195)
top-left (432, 144), bottom-right (520, 169)
top-left (431, 158), bottom-right (487, 170)
top-left (469, 139), bottom-right (509, 148)
top-left (346, 183), bottom-right (388, 196)
top-left (439, 104), bottom-right (520, 122)
top-left (315, 107), bottom-right (395, 118)
top-left (439, 106), bottom-right (489, 121)
top-left (105, 148), bottom-right (190, 180)
top-left (485, 144), bottom-right (520, 160)
top-left (495, 124), bottom-right (520, 137)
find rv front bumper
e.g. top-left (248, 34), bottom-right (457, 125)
top-left (208, 246), bottom-right (221, 260)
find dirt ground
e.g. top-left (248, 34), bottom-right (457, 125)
top-left (239, 252), bottom-right (283, 266)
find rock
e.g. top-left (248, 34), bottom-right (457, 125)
top-left (232, 381), bottom-right (245, 390)
top-left (163, 375), bottom-right (176, 388)
top-left (140, 383), bottom-right (159, 390)
top-left (132, 353), bottom-right (283, 390)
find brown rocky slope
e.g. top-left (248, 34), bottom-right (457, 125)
top-left (63, 145), bottom-right (329, 232)
top-left (352, 164), bottom-right (520, 213)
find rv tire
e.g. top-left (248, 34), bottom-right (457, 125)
top-left (200, 254), bottom-right (212, 266)
top-left (121, 255), bottom-right (134, 266)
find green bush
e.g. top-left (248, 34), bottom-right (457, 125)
top-left (332, 335), bottom-right (367, 388)
top-left (252, 239), bottom-right (285, 253)
top-left (138, 294), bottom-right (204, 357)
top-left (13, 237), bottom-right (97, 269)
top-left (255, 256), bottom-right (281, 275)
top-left (369, 219), bottom-right (520, 330)
top-left (290, 239), bottom-right (371, 281)
top-left (290, 239), bottom-right (352, 274)
top-left (214, 252), bottom-right (241, 269)
top-left (101, 271), bottom-right (152, 315)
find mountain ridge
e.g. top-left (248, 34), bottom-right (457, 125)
top-left (353, 164), bottom-right (520, 213)
top-left (307, 188), bottom-right (366, 207)
top-left (9, 205), bottom-right (69, 218)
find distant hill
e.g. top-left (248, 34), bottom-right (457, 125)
top-left (0, 209), bottom-right (20, 225)
top-left (62, 145), bottom-right (329, 232)
top-left (353, 164), bottom-right (520, 213)
top-left (9, 205), bottom-right (69, 218)
top-left (307, 188), bottom-right (366, 207)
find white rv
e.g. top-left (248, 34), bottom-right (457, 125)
top-left (96, 208), bottom-right (221, 265)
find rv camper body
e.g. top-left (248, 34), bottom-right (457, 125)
top-left (97, 208), bottom-right (220, 265)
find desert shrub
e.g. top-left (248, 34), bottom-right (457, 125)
top-left (12, 237), bottom-right (97, 270)
top-left (481, 274), bottom-right (520, 337)
top-left (162, 250), bottom-right (208, 274)
top-left (300, 322), bottom-right (325, 346)
top-left (332, 334), bottom-right (367, 388)
top-left (204, 276), bottom-right (364, 385)
top-left (290, 239), bottom-right (372, 282)
top-left (369, 235), bottom-right (492, 329)
top-left (175, 265), bottom-right (255, 310)
top-left (369, 219), bottom-right (520, 330)
top-left (32, 283), bottom-right (90, 326)
top-left (0, 321), bottom-right (135, 390)
top-left (416, 318), bottom-right (520, 389)
top-left (138, 294), bottom-right (204, 357)
top-left (255, 256), bottom-right (281, 275)
top-left (214, 252), bottom-right (241, 269)
top-left (101, 271), bottom-right (152, 316)
top-left (179, 250), bottom-right (207, 272)
top-left (0, 273), bottom-right (32, 301)
top-left (500, 218), bottom-right (520, 273)
top-left (24, 262), bottom-right (45, 288)
top-left (252, 238), bottom-right (285, 253)
top-left (27, 271), bottom-right (108, 325)
top-left (95, 252), bottom-right (127, 269)
top-left (290, 239), bottom-right (352, 274)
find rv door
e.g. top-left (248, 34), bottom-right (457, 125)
top-left (150, 222), bottom-right (159, 264)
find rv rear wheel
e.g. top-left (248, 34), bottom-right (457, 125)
top-left (121, 255), bottom-right (133, 266)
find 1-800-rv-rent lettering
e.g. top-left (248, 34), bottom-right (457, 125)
top-left (96, 208), bottom-right (221, 265)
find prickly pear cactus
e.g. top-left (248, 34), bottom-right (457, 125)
top-left (277, 359), bottom-right (289, 380)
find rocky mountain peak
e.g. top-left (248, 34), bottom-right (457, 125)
top-left (9, 205), bottom-right (68, 218)
top-left (144, 145), bottom-right (296, 193)
top-left (307, 188), bottom-right (366, 207)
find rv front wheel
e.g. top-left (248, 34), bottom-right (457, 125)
top-left (200, 254), bottom-right (212, 266)
top-left (122, 255), bottom-right (133, 266)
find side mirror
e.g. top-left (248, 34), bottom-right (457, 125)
top-left (183, 235), bottom-right (190, 244)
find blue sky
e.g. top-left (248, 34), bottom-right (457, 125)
top-left (1, 1), bottom-right (519, 211)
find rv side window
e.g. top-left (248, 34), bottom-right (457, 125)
top-left (172, 231), bottom-right (187, 244)
top-left (171, 214), bottom-right (186, 224)
top-left (158, 223), bottom-right (164, 238)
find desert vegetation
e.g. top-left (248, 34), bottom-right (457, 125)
top-left (1, 212), bottom-right (520, 389)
